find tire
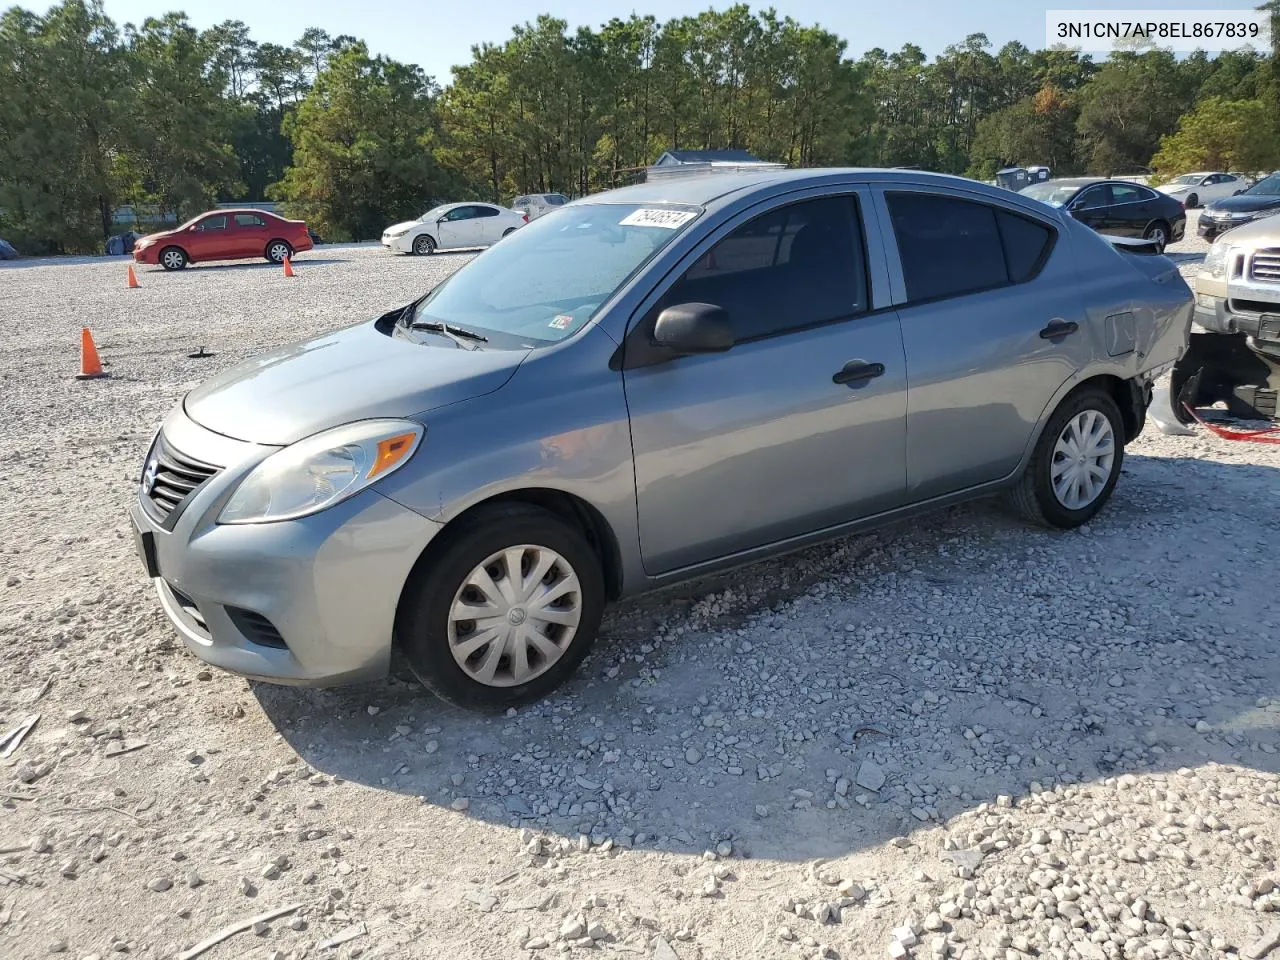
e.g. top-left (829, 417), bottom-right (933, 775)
top-left (159, 246), bottom-right (187, 271)
top-left (397, 503), bottom-right (605, 710)
top-left (412, 234), bottom-right (436, 256)
top-left (502, 227), bottom-right (517, 238)
top-left (265, 239), bottom-right (293, 264)
top-left (1185, 193), bottom-right (1199, 209)
top-left (1007, 386), bottom-right (1125, 529)
top-left (1143, 221), bottom-right (1169, 252)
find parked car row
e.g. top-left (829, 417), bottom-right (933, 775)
top-left (1154, 171), bottom-right (1248, 209)
top-left (132, 168), bottom-right (1192, 709)
top-left (1195, 171), bottom-right (1280, 240)
top-left (381, 202), bottom-right (528, 255)
top-left (132, 209), bottom-right (314, 270)
top-left (1019, 177), bottom-right (1186, 251)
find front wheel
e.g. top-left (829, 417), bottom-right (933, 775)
top-left (265, 239), bottom-right (293, 264)
top-left (412, 234), bottom-right (436, 256)
top-left (1143, 221), bottom-right (1169, 252)
top-left (1007, 387), bottom-right (1125, 529)
top-left (1184, 193), bottom-right (1199, 209)
top-left (397, 504), bottom-right (605, 710)
top-left (159, 246), bottom-right (187, 271)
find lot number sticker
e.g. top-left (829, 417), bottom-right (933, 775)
top-left (619, 209), bottom-right (697, 229)
top-left (549, 315), bottom-right (573, 330)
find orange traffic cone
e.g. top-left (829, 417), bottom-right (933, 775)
top-left (126, 264), bottom-right (140, 289)
top-left (282, 256), bottom-right (294, 278)
top-left (75, 327), bottom-right (106, 380)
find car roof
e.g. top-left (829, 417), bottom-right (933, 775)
top-left (208, 208), bottom-right (280, 217)
top-left (574, 168), bottom-right (1064, 212)
top-left (1038, 177), bottom-right (1104, 187)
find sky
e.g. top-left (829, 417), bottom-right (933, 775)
top-left (51, 0), bottom-right (1258, 82)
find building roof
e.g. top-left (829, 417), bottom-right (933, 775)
top-left (660, 149), bottom-right (766, 164)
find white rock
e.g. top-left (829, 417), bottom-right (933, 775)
top-left (856, 761), bottom-right (886, 792)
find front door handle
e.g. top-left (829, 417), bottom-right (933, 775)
top-left (1039, 320), bottom-right (1079, 340)
top-left (832, 360), bottom-right (885, 386)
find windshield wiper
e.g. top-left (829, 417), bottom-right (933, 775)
top-left (409, 320), bottom-right (489, 347)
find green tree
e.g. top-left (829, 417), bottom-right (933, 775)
top-left (119, 13), bottom-right (241, 218)
top-left (1076, 50), bottom-right (1194, 174)
top-left (1150, 96), bottom-right (1280, 175)
top-left (0, 0), bottom-right (130, 252)
top-left (968, 82), bottom-right (1081, 178)
top-left (271, 43), bottom-right (457, 240)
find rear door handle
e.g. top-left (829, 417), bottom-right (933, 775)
top-left (832, 360), bottom-right (885, 385)
top-left (1039, 320), bottom-right (1079, 340)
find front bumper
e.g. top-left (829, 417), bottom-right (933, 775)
top-left (131, 408), bottom-right (441, 685)
top-left (381, 232), bottom-right (414, 253)
top-left (132, 246), bottom-right (158, 264)
top-left (1198, 214), bottom-right (1264, 238)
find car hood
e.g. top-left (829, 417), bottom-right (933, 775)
top-left (384, 220), bottom-right (422, 234)
top-left (136, 227), bottom-right (180, 244)
top-left (1205, 194), bottom-right (1280, 213)
top-left (184, 320), bottom-right (529, 445)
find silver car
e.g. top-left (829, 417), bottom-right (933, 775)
top-left (130, 170), bottom-right (1192, 709)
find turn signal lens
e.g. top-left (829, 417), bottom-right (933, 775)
top-left (369, 432), bottom-right (418, 479)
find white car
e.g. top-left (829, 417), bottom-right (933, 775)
top-left (381, 202), bottom-right (528, 255)
top-left (510, 192), bottom-right (570, 221)
top-left (1155, 172), bottom-right (1247, 209)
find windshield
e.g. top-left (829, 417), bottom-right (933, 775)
top-left (1247, 173), bottom-right (1280, 196)
top-left (1170, 175), bottom-right (1202, 185)
top-left (410, 202), bottom-right (701, 344)
top-left (1019, 182), bottom-right (1087, 207)
top-left (418, 205), bottom-right (449, 221)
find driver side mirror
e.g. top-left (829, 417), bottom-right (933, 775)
top-left (653, 303), bottom-right (734, 355)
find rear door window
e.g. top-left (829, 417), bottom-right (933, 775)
top-left (886, 192), bottom-right (1055, 303)
top-left (1109, 184), bottom-right (1146, 205)
top-left (233, 214), bottom-right (266, 227)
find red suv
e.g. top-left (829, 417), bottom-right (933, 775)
top-left (132, 209), bottom-right (314, 271)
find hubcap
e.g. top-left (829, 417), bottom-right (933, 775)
top-left (270, 244), bottom-right (288, 261)
top-left (415, 237), bottom-right (432, 254)
top-left (447, 545), bottom-right (582, 687)
top-left (1149, 228), bottom-right (1165, 246)
top-left (163, 251), bottom-right (181, 268)
top-left (1051, 409), bottom-right (1115, 510)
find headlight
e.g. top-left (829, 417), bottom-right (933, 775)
top-left (1202, 241), bottom-right (1234, 279)
top-left (387, 226), bottom-right (412, 238)
top-left (219, 420), bottom-right (423, 524)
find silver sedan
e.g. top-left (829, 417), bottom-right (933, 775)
top-left (130, 169), bottom-right (1192, 709)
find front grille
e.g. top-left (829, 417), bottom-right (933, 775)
top-left (143, 434), bottom-right (220, 524)
top-left (1249, 250), bottom-right (1280, 283)
top-left (226, 607), bottom-right (287, 649)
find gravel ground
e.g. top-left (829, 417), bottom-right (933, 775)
top-left (2, 216), bottom-right (1279, 960)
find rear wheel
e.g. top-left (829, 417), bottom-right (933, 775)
top-left (1007, 387), bottom-right (1125, 529)
top-left (1143, 221), bottom-right (1169, 252)
top-left (502, 227), bottom-right (517, 238)
top-left (412, 234), bottom-right (436, 256)
top-left (159, 246), bottom-right (187, 271)
top-left (397, 504), bottom-right (605, 710)
top-left (265, 239), bottom-right (293, 264)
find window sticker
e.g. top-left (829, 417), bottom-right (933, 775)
top-left (618, 208), bottom-right (697, 229)
top-left (549, 315), bottom-right (573, 330)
